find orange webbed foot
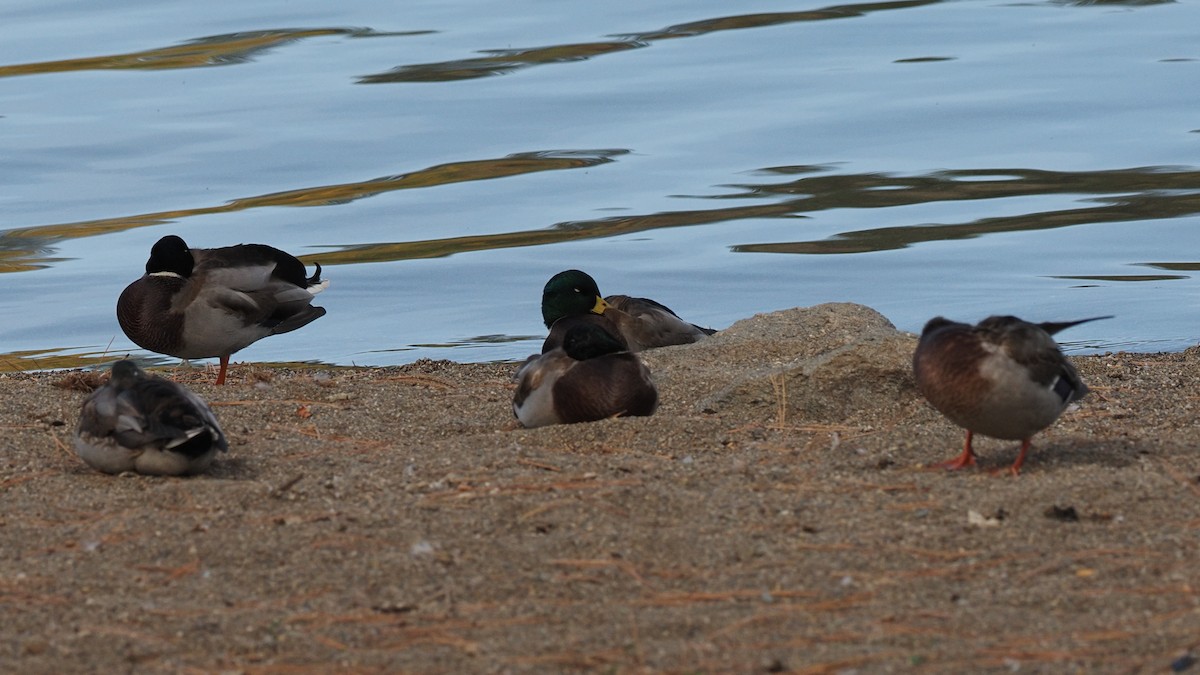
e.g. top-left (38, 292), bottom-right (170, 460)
top-left (934, 430), bottom-right (977, 471)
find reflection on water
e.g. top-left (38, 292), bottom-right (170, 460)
top-left (0, 149), bottom-right (628, 272)
top-left (0, 0), bottom-right (939, 85)
top-left (0, 349), bottom-right (340, 374)
top-left (408, 334), bottom-right (545, 349)
top-left (5, 163), bottom-right (1199, 273)
top-left (1052, 274), bottom-right (1188, 282)
top-left (0, 347), bottom-right (152, 373)
top-left (0, 28), bottom-right (426, 79)
top-left (360, 0), bottom-right (938, 83)
top-left (18, 162), bottom-right (1200, 269)
top-left (0, 336), bottom-right (538, 373)
top-left (727, 166), bottom-right (1200, 255)
top-left (1139, 262), bottom-right (1200, 271)
top-left (1052, 0), bottom-right (1174, 6)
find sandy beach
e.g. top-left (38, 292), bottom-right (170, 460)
top-left (2, 303), bottom-right (1198, 673)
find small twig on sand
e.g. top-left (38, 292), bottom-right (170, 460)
top-left (272, 473), bottom-right (305, 498)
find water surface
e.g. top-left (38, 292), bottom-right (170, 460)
top-left (2, 0), bottom-right (1197, 371)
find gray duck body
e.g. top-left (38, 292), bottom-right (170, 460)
top-left (117, 235), bottom-right (327, 383)
top-left (75, 360), bottom-right (227, 475)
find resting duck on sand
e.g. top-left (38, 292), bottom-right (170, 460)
top-left (540, 269), bottom-right (714, 353)
top-left (514, 319), bottom-right (658, 428)
top-left (75, 359), bottom-right (227, 475)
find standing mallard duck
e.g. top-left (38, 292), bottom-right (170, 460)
top-left (75, 360), bottom-right (228, 475)
top-left (540, 269), bottom-right (714, 353)
top-left (514, 319), bottom-right (658, 428)
top-left (913, 314), bottom-right (1110, 475)
top-left (117, 235), bottom-right (328, 385)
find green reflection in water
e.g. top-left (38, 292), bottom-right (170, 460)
top-left (0, 0), bottom-right (938, 84)
top-left (1050, 275), bottom-right (1189, 282)
top-left (301, 165), bottom-right (1200, 266)
top-left (0, 149), bottom-right (628, 273)
top-left (0, 348), bottom-right (129, 373)
top-left (0, 28), bottom-right (426, 79)
top-left (1052, 0), bottom-right (1174, 6)
top-left (0, 347), bottom-right (346, 374)
top-left (729, 166), bottom-right (1200, 255)
top-left (893, 56), bottom-right (955, 63)
top-left (360, 0), bottom-right (939, 83)
top-left (6, 162), bottom-right (1200, 273)
top-left (1138, 262), bottom-right (1200, 271)
top-left (408, 334), bottom-right (544, 349)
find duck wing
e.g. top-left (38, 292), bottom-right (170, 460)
top-left (192, 245), bottom-right (327, 335)
top-left (980, 316), bottom-right (1089, 402)
top-left (110, 376), bottom-right (227, 457)
top-left (605, 294), bottom-right (713, 350)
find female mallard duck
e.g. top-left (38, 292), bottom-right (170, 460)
top-left (117, 235), bottom-right (328, 385)
top-left (913, 314), bottom-right (1110, 475)
top-left (514, 318), bottom-right (658, 428)
top-left (540, 269), bottom-right (714, 353)
top-left (75, 360), bottom-right (228, 475)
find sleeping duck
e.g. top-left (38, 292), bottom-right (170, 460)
top-left (514, 318), bottom-right (658, 428)
top-left (75, 359), bottom-right (228, 475)
top-left (540, 269), bottom-right (714, 353)
top-left (117, 235), bottom-right (328, 385)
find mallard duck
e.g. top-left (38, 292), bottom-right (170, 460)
top-left (514, 318), bottom-right (658, 428)
top-left (75, 359), bottom-right (228, 475)
top-left (913, 314), bottom-right (1110, 475)
top-left (540, 269), bottom-right (714, 353)
top-left (117, 235), bottom-right (328, 385)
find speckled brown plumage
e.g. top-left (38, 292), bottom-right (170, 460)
top-left (913, 314), bottom-right (1110, 475)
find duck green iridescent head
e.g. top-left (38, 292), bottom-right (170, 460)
top-left (541, 269), bottom-right (609, 329)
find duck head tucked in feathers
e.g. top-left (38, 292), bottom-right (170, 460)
top-left (913, 314), bottom-right (1111, 475)
top-left (75, 359), bottom-right (227, 476)
top-left (117, 235), bottom-right (328, 385)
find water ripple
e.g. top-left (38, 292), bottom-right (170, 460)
top-left (0, 149), bottom-right (629, 272)
top-left (728, 166), bottom-right (1200, 254)
top-left (359, 0), bottom-right (939, 83)
top-left (0, 28), bottom-right (425, 79)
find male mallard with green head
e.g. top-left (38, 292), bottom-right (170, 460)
top-left (540, 269), bottom-right (714, 353)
